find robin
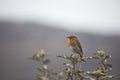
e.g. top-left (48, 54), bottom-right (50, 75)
top-left (67, 35), bottom-right (83, 58)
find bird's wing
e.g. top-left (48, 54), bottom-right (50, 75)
top-left (76, 39), bottom-right (83, 54)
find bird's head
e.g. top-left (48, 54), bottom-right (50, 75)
top-left (67, 35), bottom-right (77, 46)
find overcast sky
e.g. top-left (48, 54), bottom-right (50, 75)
top-left (0, 0), bottom-right (120, 35)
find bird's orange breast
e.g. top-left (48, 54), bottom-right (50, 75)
top-left (68, 38), bottom-right (76, 47)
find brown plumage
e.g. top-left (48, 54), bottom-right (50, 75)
top-left (67, 35), bottom-right (83, 58)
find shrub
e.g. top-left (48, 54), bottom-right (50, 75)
top-left (29, 37), bottom-right (116, 80)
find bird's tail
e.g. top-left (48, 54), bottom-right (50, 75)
top-left (79, 51), bottom-right (83, 58)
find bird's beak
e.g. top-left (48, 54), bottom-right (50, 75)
top-left (67, 36), bottom-right (70, 38)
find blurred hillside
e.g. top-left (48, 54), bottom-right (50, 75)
top-left (0, 21), bottom-right (120, 80)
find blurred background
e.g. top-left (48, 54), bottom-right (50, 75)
top-left (0, 0), bottom-right (120, 80)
